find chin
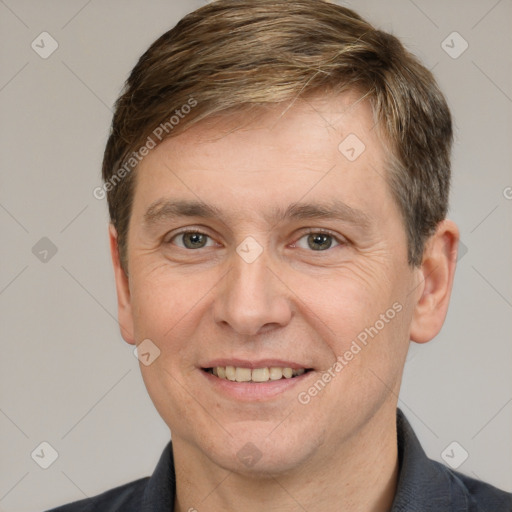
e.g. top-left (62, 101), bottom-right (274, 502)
top-left (203, 422), bottom-right (324, 478)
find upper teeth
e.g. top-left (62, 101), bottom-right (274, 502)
top-left (211, 366), bottom-right (306, 382)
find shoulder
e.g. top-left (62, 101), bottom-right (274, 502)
top-left (43, 476), bottom-right (149, 512)
top-left (394, 409), bottom-right (512, 511)
top-left (433, 460), bottom-right (512, 511)
top-left (43, 439), bottom-right (175, 512)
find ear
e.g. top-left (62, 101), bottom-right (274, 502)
top-left (410, 219), bottom-right (459, 344)
top-left (109, 224), bottom-right (135, 345)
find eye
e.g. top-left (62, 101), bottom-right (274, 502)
top-left (293, 231), bottom-right (342, 251)
top-left (169, 230), bottom-right (217, 249)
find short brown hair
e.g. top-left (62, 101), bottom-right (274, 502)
top-left (102, 0), bottom-right (452, 271)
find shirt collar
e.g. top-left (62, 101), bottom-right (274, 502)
top-left (140, 408), bottom-right (469, 511)
top-left (391, 408), bottom-right (459, 511)
top-left (141, 440), bottom-right (176, 511)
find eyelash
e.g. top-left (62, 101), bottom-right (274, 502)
top-left (167, 228), bottom-right (346, 251)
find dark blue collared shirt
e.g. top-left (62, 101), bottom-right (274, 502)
top-left (45, 409), bottom-right (512, 511)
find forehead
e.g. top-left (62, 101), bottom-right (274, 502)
top-left (152, 92), bottom-right (379, 168)
top-left (132, 92), bottom-right (395, 223)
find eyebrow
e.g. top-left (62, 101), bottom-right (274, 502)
top-left (143, 198), bottom-right (371, 229)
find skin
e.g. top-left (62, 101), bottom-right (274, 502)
top-left (110, 91), bottom-right (459, 512)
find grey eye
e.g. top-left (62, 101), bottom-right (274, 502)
top-left (295, 233), bottom-right (340, 251)
top-left (172, 231), bottom-right (214, 249)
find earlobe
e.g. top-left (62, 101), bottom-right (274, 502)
top-left (109, 224), bottom-right (136, 345)
top-left (410, 220), bottom-right (459, 344)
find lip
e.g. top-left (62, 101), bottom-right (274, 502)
top-left (199, 366), bottom-right (315, 401)
top-left (200, 359), bottom-right (312, 370)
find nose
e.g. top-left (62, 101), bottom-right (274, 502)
top-left (213, 244), bottom-right (293, 336)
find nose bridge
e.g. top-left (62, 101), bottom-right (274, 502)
top-left (214, 238), bottom-right (292, 335)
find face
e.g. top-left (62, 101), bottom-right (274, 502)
top-left (112, 92), bottom-right (434, 476)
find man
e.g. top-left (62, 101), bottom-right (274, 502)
top-left (46, 0), bottom-right (512, 510)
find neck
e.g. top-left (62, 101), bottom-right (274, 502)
top-left (173, 407), bottom-right (398, 512)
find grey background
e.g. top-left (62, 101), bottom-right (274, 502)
top-left (0, 0), bottom-right (511, 510)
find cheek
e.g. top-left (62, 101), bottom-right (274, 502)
top-left (129, 263), bottom-right (215, 342)
top-left (297, 261), bottom-right (396, 335)
top-left (293, 262), bottom-right (412, 389)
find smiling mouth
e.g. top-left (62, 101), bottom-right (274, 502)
top-left (203, 366), bottom-right (313, 383)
